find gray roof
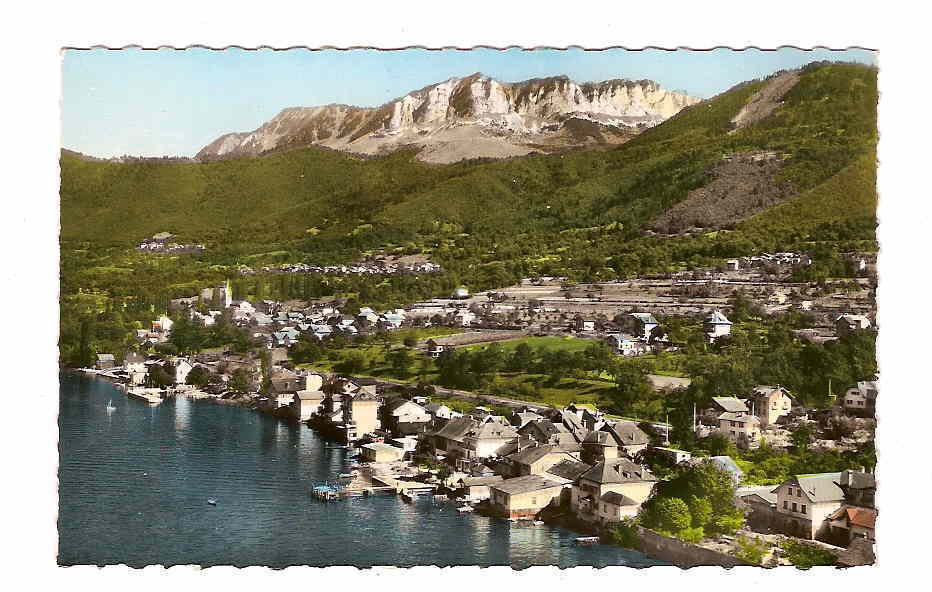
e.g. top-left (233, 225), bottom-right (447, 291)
top-left (434, 417), bottom-right (477, 442)
top-left (468, 422), bottom-right (518, 440)
top-left (296, 390), bottom-right (325, 401)
top-left (584, 431), bottom-right (615, 445)
top-left (600, 491), bottom-right (639, 507)
top-left (580, 458), bottom-right (656, 485)
top-left (839, 469), bottom-right (875, 491)
top-left (546, 459), bottom-right (593, 482)
top-left (490, 475), bottom-right (568, 495)
top-left (793, 472), bottom-right (845, 503)
top-left (712, 396), bottom-right (750, 413)
top-left (458, 475), bottom-right (504, 487)
top-left (737, 484), bottom-right (779, 505)
top-left (507, 444), bottom-right (559, 465)
top-left (717, 411), bottom-right (760, 424)
top-left (603, 421), bottom-right (650, 447)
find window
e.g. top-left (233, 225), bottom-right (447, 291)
top-left (531, 497), bottom-right (537, 505)
top-left (801, 505), bottom-right (807, 514)
top-left (788, 487), bottom-right (793, 496)
top-left (792, 502), bottom-right (797, 512)
top-left (783, 501), bottom-right (788, 510)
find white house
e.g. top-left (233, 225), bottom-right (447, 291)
top-left (703, 310), bottom-right (733, 342)
top-left (774, 472), bottom-right (846, 540)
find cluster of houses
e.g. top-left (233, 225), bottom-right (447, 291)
top-left (233, 260), bottom-right (442, 277)
top-left (136, 232), bottom-right (205, 254)
top-left (738, 469), bottom-right (876, 547)
top-left (696, 380), bottom-right (877, 452)
top-left (728, 252), bottom-right (813, 270)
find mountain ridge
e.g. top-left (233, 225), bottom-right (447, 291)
top-left (196, 73), bottom-right (700, 164)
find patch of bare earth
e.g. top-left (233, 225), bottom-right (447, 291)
top-left (730, 72), bottom-right (800, 132)
top-left (650, 151), bottom-right (796, 234)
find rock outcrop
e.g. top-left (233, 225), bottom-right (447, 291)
top-left (197, 73), bottom-right (700, 163)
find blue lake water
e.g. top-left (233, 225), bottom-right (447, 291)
top-left (58, 373), bottom-right (664, 568)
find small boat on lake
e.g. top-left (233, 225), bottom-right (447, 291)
top-left (207, 498), bottom-right (218, 506)
top-left (457, 505), bottom-right (474, 513)
top-left (575, 536), bottom-right (600, 545)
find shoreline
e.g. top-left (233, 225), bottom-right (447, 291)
top-left (62, 369), bottom-right (670, 565)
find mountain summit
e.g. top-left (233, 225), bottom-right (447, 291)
top-left (196, 73), bottom-right (700, 163)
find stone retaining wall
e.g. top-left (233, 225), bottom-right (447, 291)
top-left (635, 527), bottom-right (756, 568)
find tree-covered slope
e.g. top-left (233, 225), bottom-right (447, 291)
top-left (61, 62), bottom-right (877, 262)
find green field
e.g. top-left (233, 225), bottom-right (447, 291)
top-left (463, 335), bottom-right (594, 353)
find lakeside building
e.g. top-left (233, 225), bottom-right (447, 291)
top-left (570, 458), bottom-right (658, 525)
top-left (488, 474), bottom-right (571, 519)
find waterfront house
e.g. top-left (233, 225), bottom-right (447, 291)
top-left (291, 390), bottom-right (325, 421)
top-left (360, 442), bottom-right (406, 463)
top-left (505, 443), bottom-right (580, 477)
top-left (383, 398), bottom-right (432, 435)
top-left (596, 491), bottom-right (644, 524)
top-left (123, 352), bottom-right (146, 374)
top-left (749, 385), bottom-right (794, 427)
top-left (843, 381), bottom-right (878, 417)
top-left (570, 458), bottom-right (657, 524)
top-left (456, 475), bottom-right (504, 502)
top-left (601, 421), bottom-right (651, 458)
top-left (431, 416), bottom-right (477, 457)
top-left (338, 389), bottom-right (382, 442)
top-left (95, 353), bottom-right (116, 370)
top-left (461, 421), bottom-right (519, 463)
top-left (488, 474), bottom-right (571, 519)
top-left (773, 472), bottom-right (846, 540)
top-left (703, 310), bottom-right (733, 342)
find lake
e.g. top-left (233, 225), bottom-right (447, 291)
top-left (58, 373), bottom-right (664, 568)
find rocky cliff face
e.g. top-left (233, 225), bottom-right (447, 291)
top-left (197, 73), bottom-right (700, 164)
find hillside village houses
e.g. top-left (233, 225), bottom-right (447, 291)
top-left (703, 310), bottom-right (733, 342)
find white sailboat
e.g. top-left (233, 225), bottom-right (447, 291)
top-left (106, 398), bottom-right (116, 411)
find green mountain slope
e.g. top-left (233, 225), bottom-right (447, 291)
top-left (61, 62), bottom-right (876, 258)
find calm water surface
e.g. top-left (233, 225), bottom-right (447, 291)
top-left (58, 373), bottom-right (664, 568)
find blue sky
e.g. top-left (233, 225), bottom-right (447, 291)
top-left (62, 47), bottom-right (877, 158)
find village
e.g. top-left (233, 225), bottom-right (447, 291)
top-left (83, 246), bottom-right (878, 568)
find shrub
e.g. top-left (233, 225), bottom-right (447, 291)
top-left (679, 527), bottom-right (705, 543)
top-left (781, 538), bottom-right (837, 569)
top-left (734, 535), bottom-right (768, 565)
top-left (609, 518), bottom-right (640, 549)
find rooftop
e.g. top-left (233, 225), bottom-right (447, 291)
top-left (490, 475), bottom-right (568, 495)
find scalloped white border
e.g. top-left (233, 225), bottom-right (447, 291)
top-left (3, 0), bottom-right (927, 590)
